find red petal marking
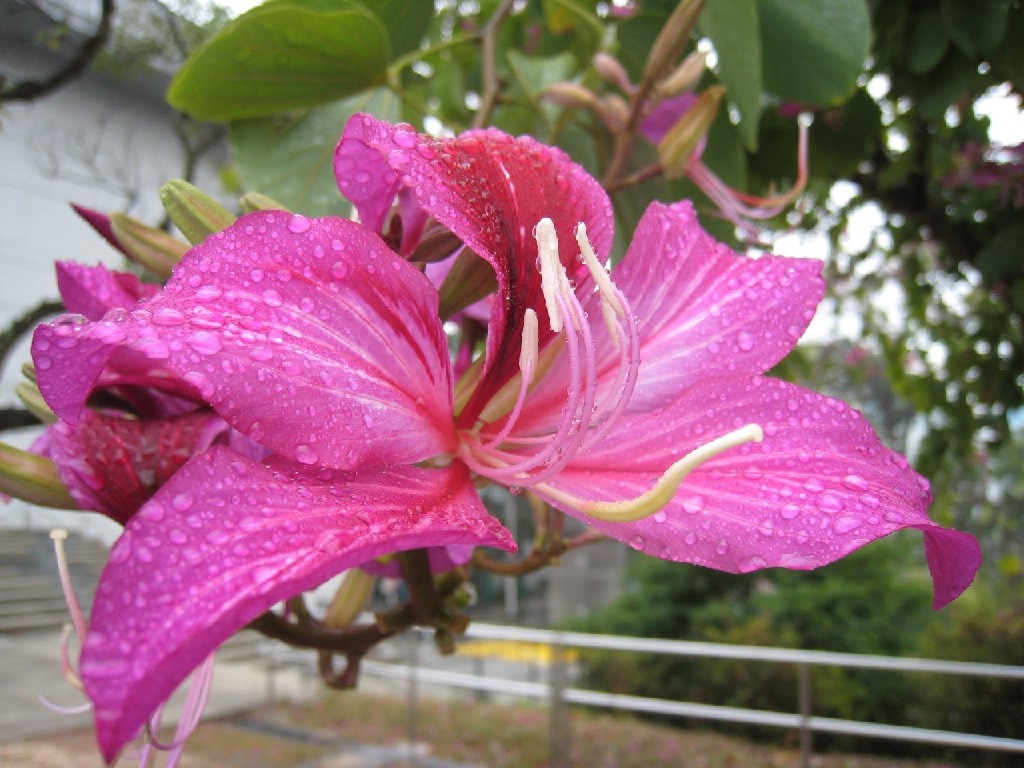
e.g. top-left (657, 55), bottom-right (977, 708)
top-left (336, 114), bottom-right (614, 423)
top-left (46, 410), bottom-right (227, 524)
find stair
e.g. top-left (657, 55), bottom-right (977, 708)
top-left (0, 528), bottom-right (109, 634)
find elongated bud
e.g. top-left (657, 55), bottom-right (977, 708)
top-left (324, 569), bottom-right (376, 628)
top-left (16, 382), bottom-right (57, 424)
top-left (593, 53), bottom-right (634, 94)
top-left (109, 213), bottom-right (189, 280)
top-left (659, 85), bottom-right (724, 179)
top-left (0, 442), bottom-right (78, 509)
top-left (655, 49), bottom-right (708, 98)
top-left (160, 180), bottom-right (235, 245)
top-left (641, 0), bottom-right (706, 89)
top-left (541, 82), bottom-right (600, 110)
top-left (240, 192), bottom-right (289, 214)
top-left (595, 94), bottom-right (631, 133)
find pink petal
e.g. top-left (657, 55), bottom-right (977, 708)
top-left (35, 213), bottom-right (456, 469)
top-left (358, 544), bottom-right (474, 577)
top-left (82, 446), bottom-right (515, 761)
top-left (336, 114), bottom-right (614, 423)
top-left (46, 410), bottom-right (227, 524)
top-left (616, 202), bottom-right (825, 409)
top-left (541, 375), bottom-right (980, 609)
top-left (71, 204), bottom-right (131, 258)
top-left (56, 262), bottom-right (157, 320)
top-left (639, 93), bottom-right (698, 144)
top-left (514, 200), bottom-right (826, 432)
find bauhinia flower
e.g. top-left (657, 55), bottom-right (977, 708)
top-left (31, 115), bottom-right (979, 762)
top-left (28, 262), bottom-right (227, 523)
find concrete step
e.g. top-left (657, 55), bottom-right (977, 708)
top-left (0, 613), bottom-right (68, 633)
top-left (0, 599), bottom-right (71, 617)
top-left (0, 575), bottom-right (56, 591)
top-left (0, 586), bottom-right (66, 604)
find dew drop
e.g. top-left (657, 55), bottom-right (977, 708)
top-left (172, 493), bottom-right (194, 511)
top-left (296, 445), bottom-right (319, 465)
top-left (186, 331), bottom-right (222, 355)
top-left (287, 215), bottom-right (311, 233)
top-left (816, 492), bottom-right (844, 514)
top-left (834, 515), bottom-right (863, 534)
top-left (629, 535), bottom-right (646, 551)
top-left (780, 503), bottom-right (801, 520)
top-left (736, 330), bottom-right (755, 352)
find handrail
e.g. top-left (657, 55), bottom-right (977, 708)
top-left (258, 619), bottom-right (1024, 766)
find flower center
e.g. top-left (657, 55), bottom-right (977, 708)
top-left (457, 217), bottom-right (641, 485)
top-left (456, 218), bottom-right (764, 525)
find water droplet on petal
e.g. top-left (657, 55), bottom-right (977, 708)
top-left (736, 330), bottom-right (754, 352)
top-left (186, 331), bottom-right (222, 355)
top-left (629, 535), bottom-right (646, 551)
top-left (296, 445), bottom-right (318, 464)
top-left (287, 215), bottom-right (311, 233)
top-left (816, 492), bottom-right (843, 514)
top-left (835, 515), bottom-right (863, 534)
top-left (172, 493), bottom-right (194, 511)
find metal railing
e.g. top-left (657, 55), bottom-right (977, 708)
top-left (260, 620), bottom-right (1024, 768)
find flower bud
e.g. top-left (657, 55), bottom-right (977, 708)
top-left (658, 85), bottom-right (724, 179)
top-left (655, 49), bottom-right (708, 98)
top-left (159, 180), bottom-right (236, 245)
top-left (240, 192), bottom-right (289, 214)
top-left (593, 53), bottom-right (634, 94)
top-left (16, 382), bottom-right (56, 424)
top-left (641, 0), bottom-right (706, 88)
top-left (109, 213), bottom-right (190, 280)
top-left (324, 569), bottom-right (376, 628)
top-left (0, 442), bottom-right (78, 509)
top-left (541, 82), bottom-right (600, 110)
top-left (595, 94), bottom-right (631, 133)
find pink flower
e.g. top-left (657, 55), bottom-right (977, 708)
top-left (32, 263), bottom-right (227, 522)
top-left (32, 116), bottom-right (979, 761)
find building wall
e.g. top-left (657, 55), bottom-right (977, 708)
top-left (0, 3), bottom-right (225, 537)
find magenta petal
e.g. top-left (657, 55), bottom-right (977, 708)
top-left (35, 212), bottom-right (456, 469)
top-left (46, 410), bottom-right (227, 524)
top-left (358, 544), bottom-right (474, 577)
top-left (541, 376), bottom-right (979, 607)
top-left (615, 202), bottom-right (825, 409)
top-left (71, 204), bottom-right (131, 258)
top-left (56, 262), bottom-right (157, 320)
top-left (82, 446), bottom-right (514, 761)
top-left (336, 114), bottom-right (614, 421)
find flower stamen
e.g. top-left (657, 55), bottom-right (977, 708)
top-left (537, 423), bottom-right (764, 522)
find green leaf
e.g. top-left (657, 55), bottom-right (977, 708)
top-left (906, 7), bottom-right (949, 75)
top-left (369, 0), bottom-right (433, 60)
top-left (167, 0), bottom-right (389, 121)
top-left (941, 0), bottom-right (1010, 59)
top-left (230, 88), bottom-right (401, 217)
top-left (976, 220), bottom-right (1024, 284)
top-left (759, 0), bottom-right (870, 106)
top-left (698, 0), bottom-right (762, 151)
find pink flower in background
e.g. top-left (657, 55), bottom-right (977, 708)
top-left (32, 116), bottom-right (979, 761)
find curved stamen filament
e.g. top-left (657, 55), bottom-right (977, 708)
top-left (536, 423), bottom-right (764, 523)
top-left (482, 309), bottom-right (538, 450)
top-left (466, 217), bottom-right (643, 487)
top-left (50, 529), bottom-right (87, 642)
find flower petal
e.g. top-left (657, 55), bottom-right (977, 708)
top-left (336, 114), bottom-right (614, 422)
top-left (514, 200), bottom-right (826, 432)
top-left (46, 410), bottom-right (227, 524)
top-left (82, 446), bottom-right (515, 761)
top-left (540, 375), bottom-right (979, 608)
top-left (35, 213), bottom-right (456, 469)
top-left (615, 202), bottom-right (825, 409)
top-left (56, 262), bottom-right (157, 320)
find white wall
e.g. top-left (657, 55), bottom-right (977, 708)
top-left (0, 28), bottom-right (226, 537)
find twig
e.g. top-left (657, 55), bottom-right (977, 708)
top-left (1, 0), bottom-right (115, 103)
top-left (472, 0), bottom-right (518, 129)
top-left (0, 299), bottom-right (63, 381)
